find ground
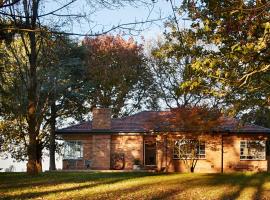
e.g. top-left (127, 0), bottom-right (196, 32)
top-left (0, 172), bottom-right (270, 200)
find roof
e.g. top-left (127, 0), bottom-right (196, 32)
top-left (56, 110), bottom-right (270, 134)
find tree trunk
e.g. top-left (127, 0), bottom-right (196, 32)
top-left (27, 126), bottom-right (38, 175)
top-left (26, 0), bottom-right (39, 174)
top-left (190, 166), bottom-right (194, 173)
top-left (49, 102), bottom-right (56, 171)
top-left (37, 141), bottom-right (43, 172)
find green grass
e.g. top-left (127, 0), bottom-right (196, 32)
top-left (1, 172), bottom-right (270, 200)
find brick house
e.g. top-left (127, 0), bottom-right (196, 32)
top-left (56, 108), bottom-right (270, 172)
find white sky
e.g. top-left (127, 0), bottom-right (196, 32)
top-left (0, 0), bottom-right (187, 172)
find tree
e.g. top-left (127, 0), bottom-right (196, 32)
top-left (171, 106), bottom-right (222, 173)
top-left (149, 29), bottom-right (219, 108)
top-left (83, 35), bottom-right (157, 117)
top-left (0, 35), bottom-right (86, 171)
top-left (0, 0), bottom-right (157, 175)
top-left (0, 0), bottom-right (20, 8)
top-left (179, 0), bottom-right (270, 117)
top-left (241, 106), bottom-right (270, 128)
top-left (148, 105), bottom-right (222, 172)
top-left (44, 38), bottom-right (88, 171)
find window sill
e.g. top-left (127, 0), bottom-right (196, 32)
top-left (240, 159), bottom-right (266, 161)
top-left (173, 158), bottom-right (206, 160)
top-left (63, 158), bottom-right (83, 161)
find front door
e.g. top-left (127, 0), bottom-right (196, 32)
top-left (144, 141), bottom-right (156, 166)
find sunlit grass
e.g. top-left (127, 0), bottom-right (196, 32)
top-left (0, 172), bottom-right (270, 200)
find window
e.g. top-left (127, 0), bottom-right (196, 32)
top-left (64, 141), bottom-right (83, 159)
top-left (173, 139), bottom-right (205, 159)
top-left (240, 140), bottom-right (266, 160)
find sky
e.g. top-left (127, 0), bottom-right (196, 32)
top-left (0, 0), bottom-right (186, 172)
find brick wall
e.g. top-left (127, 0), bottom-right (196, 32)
top-left (223, 134), bottom-right (267, 172)
top-left (156, 133), bottom-right (268, 173)
top-left (91, 135), bottom-right (111, 169)
top-left (111, 135), bottom-right (143, 169)
top-left (92, 108), bottom-right (111, 129)
top-left (61, 132), bottom-right (269, 172)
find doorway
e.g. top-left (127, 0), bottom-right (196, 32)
top-left (144, 140), bottom-right (156, 166)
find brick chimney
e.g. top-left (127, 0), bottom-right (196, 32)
top-left (92, 108), bottom-right (112, 130)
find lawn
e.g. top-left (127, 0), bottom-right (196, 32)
top-left (0, 172), bottom-right (270, 200)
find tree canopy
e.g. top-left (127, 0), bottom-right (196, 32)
top-left (180, 0), bottom-right (270, 116)
top-left (83, 35), bottom-right (157, 117)
top-left (150, 0), bottom-right (270, 125)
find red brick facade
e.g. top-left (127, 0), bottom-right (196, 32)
top-left (62, 133), bottom-right (269, 172)
top-left (59, 108), bottom-right (270, 172)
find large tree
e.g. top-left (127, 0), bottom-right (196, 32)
top-left (45, 39), bottom-right (88, 171)
top-left (179, 0), bottom-right (270, 118)
top-left (0, 0), bottom-right (157, 174)
top-left (83, 35), bottom-right (158, 117)
top-left (0, 35), bottom-right (87, 171)
top-left (149, 29), bottom-right (220, 108)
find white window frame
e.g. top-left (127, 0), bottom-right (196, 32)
top-left (240, 140), bottom-right (266, 161)
top-left (63, 140), bottom-right (83, 160)
top-left (173, 139), bottom-right (206, 160)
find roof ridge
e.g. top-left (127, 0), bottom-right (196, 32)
top-left (119, 110), bottom-right (170, 119)
top-left (60, 120), bottom-right (91, 130)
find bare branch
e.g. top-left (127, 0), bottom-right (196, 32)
top-left (0, 0), bottom-right (20, 8)
top-left (1, 17), bottom-right (166, 36)
top-left (38, 0), bottom-right (78, 18)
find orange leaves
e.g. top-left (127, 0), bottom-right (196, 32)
top-left (147, 106), bottom-right (223, 133)
top-left (171, 106), bottom-right (223, 132)
top-left (82, 34), bottom-right (148, 115)
top-left (83, 35), bottom-right (142, 58)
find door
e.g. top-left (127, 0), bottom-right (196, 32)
top-left (144, 140), bottom-right (156, 166)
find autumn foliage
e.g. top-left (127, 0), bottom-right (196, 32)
top-left (147, 106), bottom-right (223, 132)
top-left (170, 106), bottom-right (223, 132)
top-left (83, 35), bottom-right (152, 116)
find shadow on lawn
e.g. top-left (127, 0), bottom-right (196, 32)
top-left (1, 172), bottom-right (270, 200)
top-left (87, 173), bottom-right (270, 200)
top-left (0, 171), bottom-right (157, 190)
top-left (0, 172), bottom-right (161, 200)
top-left (217, 173), bottom-right (268, 200)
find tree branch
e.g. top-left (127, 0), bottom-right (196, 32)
top-left (0, 0), bottom-right (20, 8)
top-left (38, 0), bottom-right (78, 18)
top-left (1, 17), bottom-right (166, 36)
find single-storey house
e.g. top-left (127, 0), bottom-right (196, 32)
top-left (56, 108), bottom-right (270, 172)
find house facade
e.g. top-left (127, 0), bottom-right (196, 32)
top-left (56, 108), bottom-right (270, 173)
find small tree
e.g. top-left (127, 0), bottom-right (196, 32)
top-left (172, 106), bottom-right (222, 172)
top-left (149, 105), bottom-right (222, 172)
top-left (173, 139), bottom-right (201, 172)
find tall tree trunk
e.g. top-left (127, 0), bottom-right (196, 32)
top-left (37, 141), bottom-right (43, 172)
top-left (26, 56), bottom-right (39, 174)
top-left (26, 0), bottom-right (40, 175)
top-left (49, 102), bottom-right (56, 171)
top-left (27, 124), bottom-right (38, 174)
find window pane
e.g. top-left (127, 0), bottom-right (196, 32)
top-left (173, 139), bottom-right (205, 159)
top-left (240, 140), bottom-right (265, 160)
top-left (64, 141), bottom-right (83, 159)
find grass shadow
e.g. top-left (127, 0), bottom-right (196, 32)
top-left (1, 172), bottom-right (270, 200)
